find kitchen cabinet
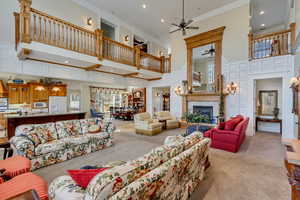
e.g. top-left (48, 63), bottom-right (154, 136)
top-left (48, 84), bottom-right (67, 96)
top-left (29, 83), bottom-right (49, 103)
top-left (8, 84), bottom-right (30, 104)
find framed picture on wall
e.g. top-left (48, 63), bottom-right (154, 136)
top-left (258, 90), bottom-right (278, 116)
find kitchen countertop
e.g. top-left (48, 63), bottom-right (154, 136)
top-left (4, 111), bottom-right (86, 119)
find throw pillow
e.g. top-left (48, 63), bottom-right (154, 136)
top-left (68, 168), bottom-right (109, 189)
top-left (224, 118), bottom-right (242, 131)
top-left (218, 122), bottom-right (226, 130)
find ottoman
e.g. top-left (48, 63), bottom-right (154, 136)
top-left (0, 155), bottom-right (31, 177)
top-left (0, 172), bottom-right (48, 200)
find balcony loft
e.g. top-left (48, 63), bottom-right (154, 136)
top-left (248, 23), bottom-right (296, 61)
top-left (14, 3), bottom-right (171, 81)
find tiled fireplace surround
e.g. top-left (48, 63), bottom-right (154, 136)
top-left (188, 101), bottom-right (219, 119)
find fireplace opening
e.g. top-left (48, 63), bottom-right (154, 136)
top-left (193, 106), bottom-right (213, 121)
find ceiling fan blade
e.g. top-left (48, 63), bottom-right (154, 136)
top-left (186, 26), bottom-right (199, 30)
top-left (171, 23), bottom-right (180, 27)
top-left (186, 19), bottom-right (194, 26)
top-left (169, 28), bottom-right (182, 34)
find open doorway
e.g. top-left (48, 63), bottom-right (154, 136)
top-left (152, 87), bottom-right (170, 114)
top-left (254, 78), bottom-right (283, 136)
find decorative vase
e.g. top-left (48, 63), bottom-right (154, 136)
top-left (273, 107), bottom-right (279, 120)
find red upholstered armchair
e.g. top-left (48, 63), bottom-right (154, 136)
top-left (204, 116), bottom-right (249, 153)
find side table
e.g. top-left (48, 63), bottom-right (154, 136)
top-left (0, 137), bottom-right (13, 159)
top-left (158, 120), bottom-right (167, 130)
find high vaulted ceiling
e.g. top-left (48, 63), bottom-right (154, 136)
top-left (251, 0), bottom-right (291, 33)
top-left (86, 0), bottom-right (238, 43)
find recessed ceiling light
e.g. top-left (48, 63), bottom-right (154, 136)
top-left (259, 11), bottom-right (265, 15)
top-left (261, 24), bottom-right (265, 27)
top-left (161, 19), bottom-right (165, 23)
top-left (64, 60), bottom-right (69, 64)
top-left (142, 4), bottom-right (147, 9)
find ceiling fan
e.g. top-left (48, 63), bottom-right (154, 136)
top-left (170, 0), bottom-right (199, 36)
top-left (201, 45), bottom-right (215, 56)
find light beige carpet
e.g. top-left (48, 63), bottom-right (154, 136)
top-left (22, 120), bottom-right (290, 199)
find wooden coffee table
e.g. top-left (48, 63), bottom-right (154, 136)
top-left (0, 137), bottom-right (13, 159)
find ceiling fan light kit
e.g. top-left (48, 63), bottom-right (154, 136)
top-left (170, 0), bottom-right (199, 35)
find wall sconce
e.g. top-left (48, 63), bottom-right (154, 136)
top-left (87, 17), bottom-right (93, 26)
top-left (35, 86), bottom-right (45, 91)
top-left (52, 87), bottom-right (61, 92)
top-left (124, 35), bottom-right (129, 42)
top-left (225, 82), bottom-right (238, 95)
top-left (290, 77), bottom-right (300, 88)
top-left (174, 86), bottom-right (182, 96)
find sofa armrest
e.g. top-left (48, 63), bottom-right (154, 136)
top-left (10, 136), bottom-right (35, 159)
top-left (213, 129), bottom-right (240, 136)
top-left (135, 120), bottom-right (150, 126)
top-left (49, 175), bottom-right (85, 200)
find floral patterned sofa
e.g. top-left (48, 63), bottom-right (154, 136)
top-left (49, 132), bottom-right (211, 200)
top-left (10, 118), bottom-right (115, 170)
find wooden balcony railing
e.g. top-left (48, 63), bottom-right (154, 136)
top-left (15, 0), bottom-right (170, 74)
top-left (249, 23), bottom-right (296, 60)
top-left (140, 52), bottom-right (163, 73)
top-left (30, 8), bottom-right (98, 57)
top-left (103, 37), bottom-right (135, 66)
top-left (164, 55), bottom-right (171, 73)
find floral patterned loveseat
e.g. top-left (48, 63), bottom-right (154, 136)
top-left (49, 132), bottom-right (211, 200)
top-left (10, 118), bottom-right (115, 170)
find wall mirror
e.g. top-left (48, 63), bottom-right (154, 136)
top-left (185, 26), bottom-right (225, 94)
top-left (192, 43), bottom-right (216, 92)
top-left (258, 90), bottom-right (278, 116)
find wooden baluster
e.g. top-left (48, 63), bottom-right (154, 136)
top-left (80, 31), bottom-right (83, 53)
top-left (49, 19), bottom-right (52, 44)
top-left (44, 18), bottom-right (46, 42)
top-left (19, 0), bottom-right (32, 43)
top-left (286, 32), bottom-right (289, 54)
top-left (160, 56), bottom-right (165, 73)
top-left (53, 21), bottom-right (56, 45)
top-left (65, 25), bottom-right (69, 49)
top-left (73, 27), bottom-right (76, 51)
top-left (38, 15), bottom-right (41, 41)
top-left (33, 14), bottom-right (36, 40)
top-left (290, 23), bottom-right (296, 54)
top-left (86, 32), bottom-right (88, 54)
top-left (57, 23), bottom-right (60, 47)
top-left (135, 46), bottom-right (141, 69)
top-left (248, 33), bottom-right (253, 60)
top-left (82, 32), bottom-right (86, 53)
top-left (61, 24), bottom-right (64, 47)
top-left (69, 27), bottom-right (72, 50)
